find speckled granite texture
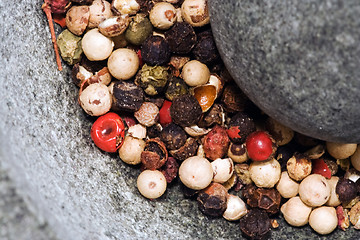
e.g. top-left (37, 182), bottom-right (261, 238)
top-left (0, 0), bottom-right (359, 240)
top-left (210, 0), bottom-right (360, 143)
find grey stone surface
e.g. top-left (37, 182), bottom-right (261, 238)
top-left (0, 1), bottom-right (359, 240)
top-left (210, 0), bottom-right (360, 143)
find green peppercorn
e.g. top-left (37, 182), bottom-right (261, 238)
top-left (57, 29), bottom-right (83, 65)
top-left (135, 64), bottom-right (169, 96)
top-left (165, 76), bottom-right (189, 101)
top-left (125, 13), bottom-right (153, 46)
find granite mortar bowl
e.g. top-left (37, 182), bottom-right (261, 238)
top-left (0, 0), bottom-right (359, 239)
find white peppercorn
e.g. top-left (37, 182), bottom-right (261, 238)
top-left (280, 196), bottom-right (312, 227)
top-left (119, 135), bottom-right (146, 165)
top-left (149, 2), bottom-right (177, 30)
top-left (276, 171), bottom-right (299, 199)
top-left (79, 83), bottom-right (112, 116)
top-left (325, 176), bottom-right (341, 207)
top-left (181, 60), bottom-right (210, 87)
top-left (137, 170), bottom-right (167, 199)
top-left (88, 0), bottom-right (112, 29)
top-left (107, 48), bottom-right (139, 80)
top-left (286, 153), bottom-right (312, 181)
top-left (249, 158), bottom-right (281, 188)
top-left (326, 142), bottom-right (357, 159)
top-left (309, 206), bottom-right (338, 235)
top-left (299, 174), bottom-right (331, 207)
top-left (350, 145), bottom-right (360, 171)
top-left (223, 194), bottom-right (248, 221)
top-left (65, 5), bottom-right (90, 36)
top-left (211, 158), bottom-right (234, 184)
top-left (181, 0), bottom-right (210, 27)
top-left (134, 102), bottom-right (159, 127)
top-left (82, 28), bottom-right (114, 61)
top-left (112, 0), bottom-right (140, 15)
top-left (179, 156), bottom-right (213, 190)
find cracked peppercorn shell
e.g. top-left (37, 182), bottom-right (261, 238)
top-left (160, 123), bottom-right (187, 150)
top-left (141, 35), bottom-right (171, 66)
top-left (134, 102), bottom-right (159, 127)
top-left (280, 196), bottom-right (312, 227)
top-left (286, 153), bottom-right (312, 181)
top-left (299, 174), bottom-right (331, 207)
top-left (211, 158), bottom-right (234, 183)
top-left (197, 183), bottom-right (228, 217)
top-left (179, 156), bottom-right (213, 190)
top-left (119, 135), bottom-right (146, 165)
top-left (221, 84), bottom-right (249, 113)
top-left (192, 30), bottom-right (219, 64)
top-left (276, 171), bottom-right (299, 199)
top-left (112, 81), bottom-right (144, 112)
top-left (326, 176), bottom-right (341, 207)
top-left (227, 112), bottom-right (256, 144)
top-left (66, 5), bottom-right (90, 36)
top-left (249, 158), bottom-right (281, 188)
top-left (149, 2), bottom-right (176, 30)
top-left (181, 60), bottom-right (210, 87)
top-left (79, 83), bottom-right (112, 116)
top-left (169, 137), bottom-right (199, 161)
top-left (170, 94), bottom-right (202, 127)
top-left (309, 206), bottom-right (338, 235)
top-left (203, 125), bottom-right (230, 161)
top-left (199, 103), bottom-right (225, 128)
top-left (141, 138), bottom-right (168, 170)
top-left (239, 208), bottom-right (271, 240)
top-left (222, 194), bottom-right (247, 221)
top-left (243, 185), bottom-right (281, 215)
top-left (88, 0), bottom-right (112, 29)
top-left (164, 22), bottom-right (197, 54)
top-left (137, 169), bottom-right (167, 199)
top-left (336, 178), bottom-right (357, 203)
top-left (326, 142), bottom-right (357, 160)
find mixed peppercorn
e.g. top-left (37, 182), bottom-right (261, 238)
top-left (42, 0), bottom-right (360, 239)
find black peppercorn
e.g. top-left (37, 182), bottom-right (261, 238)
top-left (141, 35), bottom-right (171, 66)
top-left (112, 81), bottom-right (145, 112)
top-left (242, 185), bottom-right (281, 215)
top-left (197, 183), bottom-right (228, 217)
top-left (227, 112), bottom-right (256, 144)
top-left (276, 145), bottom-right (296, 171)
top-left (165, 76), bottom-right (189, 101)
top-left (355, 178), bottom-right (360, 194)
top-left (336, 178), bottom-right (357, 203)
top-left (147, 123), bottom-right (163, 138)
top-left (164, 22), bottom-right (197, 54)
top-left (170, 94), bottom-right (202, 127)
top-left (170, 137), bottom-right (199, 161)
top-left (239, 208), bottom-right (271, 240)
top-left (192, 30), bottom-right (219, 64)
top-left (160, 123), bottom-right (187, 150)
top-left (199, 103), bottom-right (225, 128)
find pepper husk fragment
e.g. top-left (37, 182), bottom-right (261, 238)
top-left (141, 138), bottom-right (168, 170)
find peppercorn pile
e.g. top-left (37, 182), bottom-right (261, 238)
top-left (42, 0), bottom-right (360, 239)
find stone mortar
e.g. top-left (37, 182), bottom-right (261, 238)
top-left (0, 0), bottom-right (358, 239)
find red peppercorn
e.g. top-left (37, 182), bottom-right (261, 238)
top-left (90, 112), bottom-right (125, 153)
top-left (159, 100), bottom-right (172, 126)
top-left (312, 158), bottom-right (332, 179)
top-left (246, 131), bottom-right (276, 161)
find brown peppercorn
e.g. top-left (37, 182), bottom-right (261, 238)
top-left (197, 183), bottom-right (228, 217)
top-left (239, 208), bottom-right (271, 240)
top-left (336, 178), bottom-right (357, 203)
top-left (170, 137), bottom-right (199, 161)
top-left (165, 76), bottom-right (189, 101)
top-left (112, 81), bottom-right (145, 112)
top-left (286, 153), bottom-right (312, 181)
top-left (234, 163), bottom-right (252, 188)
top-left (164, 22), bottom-right (197, 54)
top-left (170, 94), bottom-right (202, 127)
top-left (221, 85), bottom-right (248, 113)
top-left (160, 123), bottom-right (187, 150)
top-left (203, 125), bottom-right (230, 161)
top-left (192, 30), bottom-right (219, 64)
top-left (141, 35), bottom-right (171, 66)
top-left (146, 123), bottom-right (163, 139)
top-left (199, 103), bottom-right (225, 128)
top-left (141, 138), bottom-right (168, 170)
top-left (226, 112), bottom-right (256, 144)
top-left (169, 55), bottom-right (190, 77)
top-left (243, 185), bottom-right (281, 215)
top-left (160, 156), bottom-right (179, 183)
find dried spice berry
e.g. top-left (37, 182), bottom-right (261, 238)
top-left (170, 137), bottom-right (199, 161)
top-left (336, 178), bottom-right (357, 203)
top-left (276, 145), bottom-right (296, 171)
top-left (246, 131), bottom-right (277, 162)
top-left (198, 103), bottom-right (225, 128)
top-left (160, 156), bottom-right (179, 184)
top-left (221, 84), bottom-right (249, 113)
top-left (112, 81), bottom-right (145, 112)
top-left (170, 94), bottom-right (202, 127)
top-left (135, 64), bottom-right (169, 96)
top-left (57, 29), bottom-right (83, 65)
top-left (134, 102), bottom-right (159, 127)
top-left (160, 123), bottom-right (187, 150)
top-left (203, 125), bottom-right (230, 161)
top-left (165, 76), bottom-right (189, 101)
top-left (227, 112), bottom-right (256, 144)
top-left (239, 208), bottom-right (271, 240)
top-left (141, 35), bottom-right (171, 66)
top-left (125, 13), bottom-right (153, 45)
top-left (192, 30), bottom-right (219, 64)
top-left (146, 123), bottom-right (163, 139)
top-left (164, 22), bottom-right (197, 54)
top-left (243, 185), bottom-right (281, 215)
top-left (141, 138), bottom-right (168, 170)
top-left (286, 153), bottom-right (312, 181)
top-left (197, 183), bottom-right (228, 217)
top-left (159, 100), bottom-right (172, 126)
